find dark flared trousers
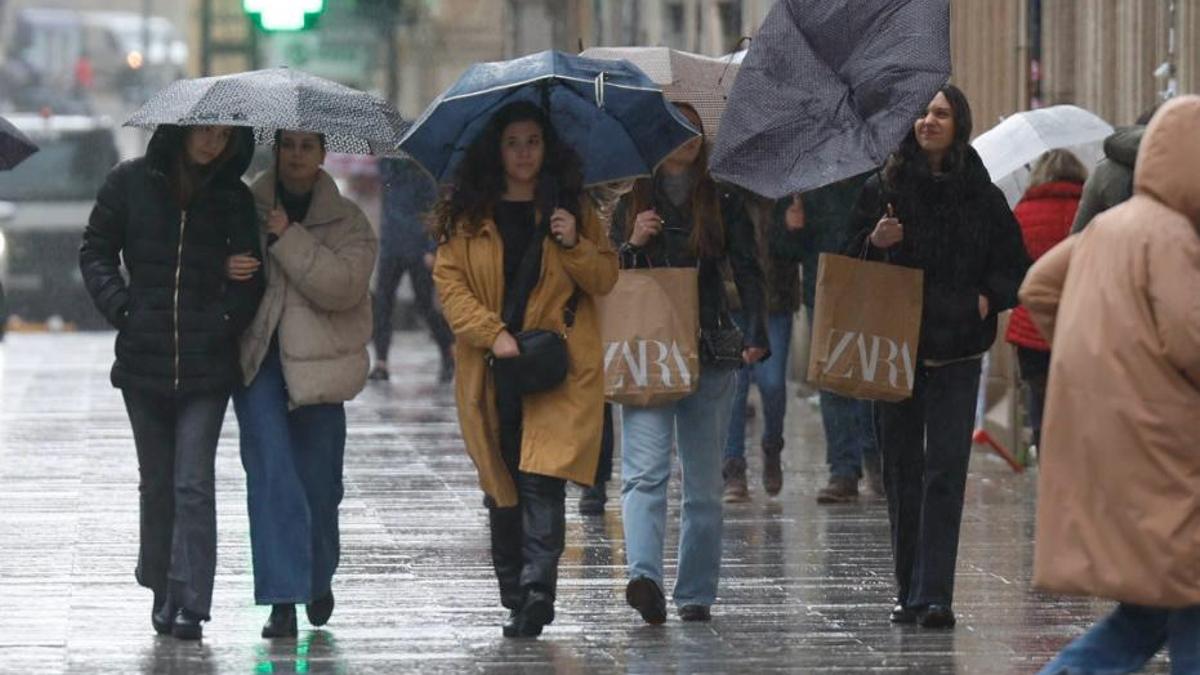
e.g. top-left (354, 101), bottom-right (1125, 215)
top-left (372, 253), bottom-right (453, 362)
top-left (122, 388), bottom-right (228, 620)
top-left (486, 377), bottom-right (566, 609)
top-left (874, 358), bottom-right (981, 609)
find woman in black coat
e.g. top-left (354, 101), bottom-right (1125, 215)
top-left (847, 85), bottom-right (1029, 629)
top-left (79, 123), bottom-right (263, 640)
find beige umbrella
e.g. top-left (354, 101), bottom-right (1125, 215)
top-left (580, 46), bottom-right (739, 138)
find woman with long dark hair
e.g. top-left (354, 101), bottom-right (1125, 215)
top-left (613, 102), bottom-right (768, 625)
top-left (847, 85), bottom-right (1029, 628)
top-left (80, 124), bottom-right (263, 640)
top-left (432, 101), bottom-right (618, 638)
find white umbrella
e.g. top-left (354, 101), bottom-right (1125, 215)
top-left (972, 105), bottom-right (1113, 207)
top-left (580, 46), bottom-right (739, 138)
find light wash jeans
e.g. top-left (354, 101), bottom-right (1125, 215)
top-left (1039, 603), bottom-right (1200, 675)
top-left (621, 369), bottom-right (736, 608)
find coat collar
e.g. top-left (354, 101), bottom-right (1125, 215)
top-left (250, 168), bottom-right (351, 226)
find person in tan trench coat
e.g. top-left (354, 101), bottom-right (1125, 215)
top-left (1020, 95), bottom-right (1200, 675)
top-left (432, 101), bottom-right (618, 638)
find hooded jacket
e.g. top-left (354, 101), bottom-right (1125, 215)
top-left (1021, 95), bottom-right (1200, 607)
top-left (1070, 125), bottom-right (1144, 233)
top-left (80, 125), bottom-right (263, 394)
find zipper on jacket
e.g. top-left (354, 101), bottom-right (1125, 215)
top-left (173, 211), bottom-right (188, 392)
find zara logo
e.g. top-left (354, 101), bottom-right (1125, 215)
top-left (822, 329), bottom-right (915, 391)
top-left (604, 340), bottom-right (694, 388)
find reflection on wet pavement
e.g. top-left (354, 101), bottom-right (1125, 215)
top-left (0, 333), bottom-right (1169, 673)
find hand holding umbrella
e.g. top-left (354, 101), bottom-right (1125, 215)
top-left (629, 209), bottom-right (664, 247)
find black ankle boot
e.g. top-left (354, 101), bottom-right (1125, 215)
top-left (501, 589), bottom-right (555, 638)
top-left (151, 590), bottom-right (174, 635)
top-left (262, 604), bottom-right (298, 638)
top-left (171, 608), bottom-right (204, 641)
top-left (306, 591), bottom-right (334, 627)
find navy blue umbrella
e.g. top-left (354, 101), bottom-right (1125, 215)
top-left (0, 115), bottom-right (38, 170)
top-left (711, 0), bottom-right (951, 199)
top-left (399, 50), bottom-right (699, 186)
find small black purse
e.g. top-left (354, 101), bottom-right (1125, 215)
top-left (489, 208), bottom-right (579, 396)
top-left (700, 313), bottom-right (745, 369)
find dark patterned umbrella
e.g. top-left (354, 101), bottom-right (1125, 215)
top-left (126, 67), bottom-right (409, 155)
top-left (711, 0), bottom-right (951, 199)
top-left (0, 115), bottom-right (38, 170)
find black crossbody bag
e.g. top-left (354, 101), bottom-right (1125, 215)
top-left (489, 219), bottom-right (580, 396)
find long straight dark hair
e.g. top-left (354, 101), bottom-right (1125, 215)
top-left (621, 102), bottom-right (724, 259)
top-left (170, 126), bottom-right (242, 208)
top-left (882, 84), bottom-right (974, 193)
top-left (432, 101), bottom-right (582, 240)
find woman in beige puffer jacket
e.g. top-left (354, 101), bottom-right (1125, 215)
top-left (228, 130), bottom-right (377, 639)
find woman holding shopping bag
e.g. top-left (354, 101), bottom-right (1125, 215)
top-left (846, 85), bottom-right (1029, 628)
top-left (1022, 95), bottom-right (1200, 675)
top-left (432, 101), bottom-right (618, 638)
top-left (230, 129), bottom-right (377, 638)
top-left (80, 123), bottom-right (263, 639)
top-left (612, 102), bottom-right (768, 625)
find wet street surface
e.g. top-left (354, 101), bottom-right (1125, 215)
top-left (0, 332), bottom-right (1168, 674)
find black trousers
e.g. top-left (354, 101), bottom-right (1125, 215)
top-left (594, 403), bottom-right (614, 484)
top-left (874, 358), bottom-right (981, 609)
top-left (122, 388), bottom-right (228, 619)
top-left (372, 253), bottom-right (453, 362)
top-left (1016, 347), bottom-right (1051, 448)
top-left (487, 377), bottom-right (566, 609)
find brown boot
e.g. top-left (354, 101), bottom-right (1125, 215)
top-left (722, 457), bottom-right (749, 503)
top-left (816, 475), bottom-right (859, 504)
top-left (761, 439), bottom-right (784, 496)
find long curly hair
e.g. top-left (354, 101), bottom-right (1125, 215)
top-left (882, 84), bottom-right (974, 193)
top-left (432, 101), bottom-right (582, 240)
top-left (622, 102), bottom-right (725, 259)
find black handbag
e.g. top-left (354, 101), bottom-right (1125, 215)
top-left (700, 313), bottom-right (745, 369)
top-left (489, 213), bottom-right (580, 396)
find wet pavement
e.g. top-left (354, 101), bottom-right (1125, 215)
top-left (0, 332), bottom-right (1168, 674)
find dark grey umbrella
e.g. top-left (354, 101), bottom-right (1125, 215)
top-left (126, 67), bottom-right (409, 155)
top-left (0, 115), bottom-right (38, 170)
top-left (711, 0), bottom-right (950, 199)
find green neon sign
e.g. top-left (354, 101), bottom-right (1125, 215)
top-left (243, 0), bottom-right (326, 31)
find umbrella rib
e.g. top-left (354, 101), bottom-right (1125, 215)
top-left (441, 74), bottom-right (667, 104)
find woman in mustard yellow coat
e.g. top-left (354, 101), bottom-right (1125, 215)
top-left (432, 101), bottom-right (617, 638)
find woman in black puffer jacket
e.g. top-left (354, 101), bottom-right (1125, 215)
top-left (79, 123), bottom-right (263, 640)
top-left (846, 85), bottom-right (1029, 629)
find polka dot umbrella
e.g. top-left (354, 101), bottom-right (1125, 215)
top-left (125, 67), bottom-right (410, 156)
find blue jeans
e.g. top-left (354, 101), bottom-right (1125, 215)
top-left (820, 390), bottom-right (878, 479)
top-left (724, 312), bottom-right (793, 459)
top-left (1039, 604), bottom-right (1200, 675)
top-left (621, 369), bottom-right (736, 608)
top-left (234, 345), bottom-right (346, 605)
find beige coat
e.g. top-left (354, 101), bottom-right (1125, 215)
top-left (1020, 95), bottom-right (1200, 607)
top-left (240, 170), bottom-right (378, 408)
top-left (434, 204), bottom-right (618, 508)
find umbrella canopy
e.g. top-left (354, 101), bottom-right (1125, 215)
top-left (0, 115), bottom-right (39, 170)
top-left (579, 46), bottom-right (739, 137)
top-left (711, 0), bottom-right (951, 199)
top-left (972, 104), bottom-right (1113, 198)
top-left (399, 50), bottom-right (699, 186)
top-left (126, 67), bottom-right (410, 155)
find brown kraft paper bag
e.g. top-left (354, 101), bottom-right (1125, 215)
top-left (806, 253), bottom-right (924, 402)
top-left (597, 268), bottom-right (701, 407)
